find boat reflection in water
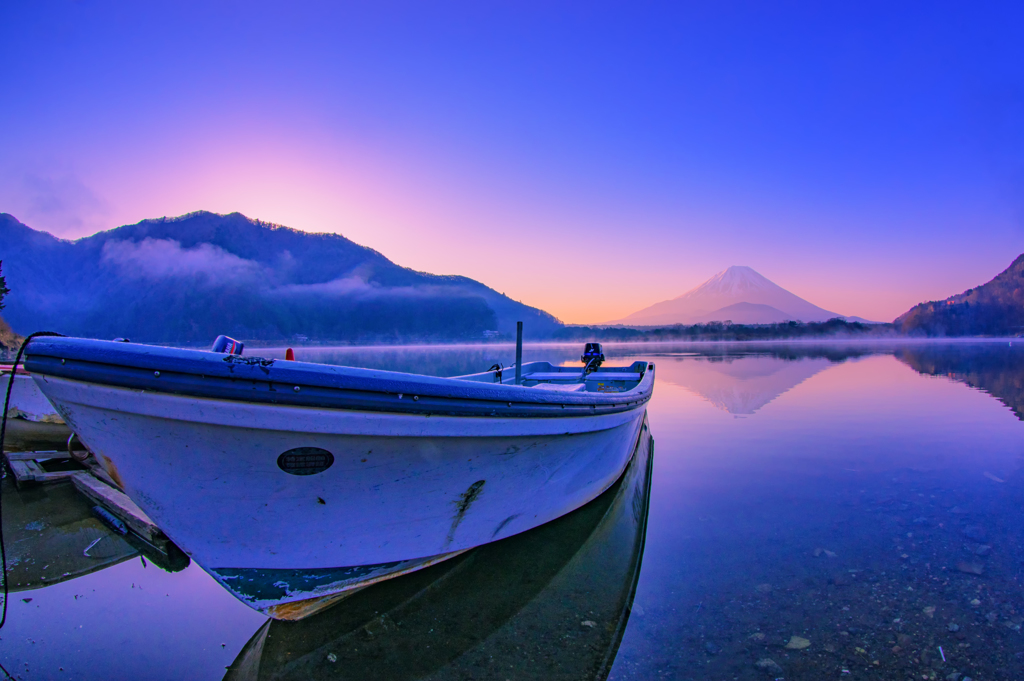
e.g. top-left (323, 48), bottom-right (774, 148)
top-left (1, 477), bottom-right (139, 590)
top-left (225, 414), bottom-right (653, 681)
top-left (1, 472), bottom-right (192, 592)
top-left (1, 475), bottom-right (191, 592)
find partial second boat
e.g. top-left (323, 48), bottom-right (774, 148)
top-left (24, 337), bottom-right (655, 619)
top-left (1, 363), bottom-right (73, 450)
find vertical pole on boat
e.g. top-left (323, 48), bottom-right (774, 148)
top-left (515, 321), bottom-right (523, 385)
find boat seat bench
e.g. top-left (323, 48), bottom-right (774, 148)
top-left (523, 372), bottom-right (642, 382)
top-left (530, 382), bottom-right (587, 392)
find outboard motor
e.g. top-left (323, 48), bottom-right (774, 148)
top-left (581, 343), bottom-right (604, 366)
top-left (580, 342), bottom-right (604, 380)
top-left (211, 335), bottom-right (244, 355)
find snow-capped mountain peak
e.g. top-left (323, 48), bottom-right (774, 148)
top-left (612, 266), bottom-right (844, 326)
top-left (686, 266), bottom-right (774, 297)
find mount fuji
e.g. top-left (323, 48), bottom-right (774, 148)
top-left (612, 266), bottom-right (862, 326)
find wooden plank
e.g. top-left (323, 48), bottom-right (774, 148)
top-left (82, 457), bottom-right (120, 489)
top-left (71, 474), bottom-right (167, 547)
top-left (5, 449), bottom-right (90, 487)
top-left (29, 470), bottom-right (88, 484)
top-left (5, 450), bottom-right (72, 461)
top-left (8, 460), bottom-right (43, 483)
top-left (7, 460), bottom-right (86, 485)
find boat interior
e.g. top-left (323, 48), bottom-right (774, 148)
top-left (457, 344), bottom-right (650, 394)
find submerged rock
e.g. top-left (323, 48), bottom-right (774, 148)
top-left (755, 658), bottom-right (784, 675)
top-left (955, 561), bottom-right (984, 575)
top-left (963, 525), bottom-right (987, 541)
top-left (785, 635), bottom-right (810, 650)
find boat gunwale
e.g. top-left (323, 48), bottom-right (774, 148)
top-left (24, 338), bottom-right (655, 419)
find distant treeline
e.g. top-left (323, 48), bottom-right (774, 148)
top-left (898, 297), bottom-right (1024, 337)
top-left (553, 318), bottom-right (896, 342)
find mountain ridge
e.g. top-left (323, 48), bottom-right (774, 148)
top-left (0, 211), bottom-right (561, 343)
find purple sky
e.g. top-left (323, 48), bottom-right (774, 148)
top-left (2, 2), bottom-right (1023, 323)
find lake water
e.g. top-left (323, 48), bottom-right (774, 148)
top-left (3, 341), bottom-right (1024, 680)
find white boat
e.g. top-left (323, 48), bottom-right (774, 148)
top-left (24, 337), bottom-right (655, 619)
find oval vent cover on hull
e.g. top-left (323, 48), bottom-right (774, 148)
top-left (277, 447), bottom-right (335, 475)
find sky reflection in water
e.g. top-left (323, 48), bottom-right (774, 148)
top-left (2, 342), bottom-right (1023, 680)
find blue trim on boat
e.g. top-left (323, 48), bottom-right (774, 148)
top-left (24, 338), bottom-right (653, 419)
top-left (211, 563), bottom-right (405, 604)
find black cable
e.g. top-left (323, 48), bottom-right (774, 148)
top-left (487, 363), bottom-right (503, 383)
top-left (0, 332), bottom-right (64, 630)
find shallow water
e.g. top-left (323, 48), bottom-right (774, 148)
top-left (3, 341), bottom-right (1024, 680)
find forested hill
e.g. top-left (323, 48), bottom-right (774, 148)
top-left (0, 211), bottom-right (561, 344)
top-left (896, 254), bottom-right (1024, 336)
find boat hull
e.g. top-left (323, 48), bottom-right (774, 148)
top-left (33, 374), bottom-right (647, 618)
top-left (225, 414), bottom-right (653, 679)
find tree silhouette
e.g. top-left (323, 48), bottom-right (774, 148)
top-left (0, 260), bottom-right (9, 311)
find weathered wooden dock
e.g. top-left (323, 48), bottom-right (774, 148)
top-left (3, 448), bottom-right (187, 566)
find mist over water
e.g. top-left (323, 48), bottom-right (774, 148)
top-left (3, 341), bottom-right (1024, 679)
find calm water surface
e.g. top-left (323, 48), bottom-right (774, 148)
top-left (3, 341), bottom-right (1024, 680)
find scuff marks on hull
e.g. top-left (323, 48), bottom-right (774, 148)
top-left (491, 513), bottom-right (521, 538)
top-left (446, 479), bottom-right (485, 545)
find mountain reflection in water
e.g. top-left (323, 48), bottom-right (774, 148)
top-left (896, 343), bottom-right (1024, 421)
top-left (652, 355), bottom-right (833, 414)
top-left (225, 416), bottom-right (653, 681)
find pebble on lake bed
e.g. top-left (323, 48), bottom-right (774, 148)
top-left (923, 606), bottom-right (936, 617)
top-left (962, 525), bottom-right (987, 541)
top-left (785, 636), bottom-right (810, 650)
top-left (955, 561), bottom-right (984, 575)
top-left (580, 620), bottom-right (597, 628)
top-left (755, 658), bottom-right (784, 675)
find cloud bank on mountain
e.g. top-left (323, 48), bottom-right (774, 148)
top-left (0, 211), bottom-right (561, 344)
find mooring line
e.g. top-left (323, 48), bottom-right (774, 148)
top-left (0, 331), bottom-right (65, 630)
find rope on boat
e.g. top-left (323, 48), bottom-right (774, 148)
top-left (0, 331), bottom-right (65, 630)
